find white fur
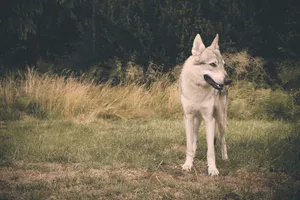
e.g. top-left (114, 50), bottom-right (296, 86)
top-left (180, 34), bottom-right (229, 176)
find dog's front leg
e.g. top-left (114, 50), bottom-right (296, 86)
top-left (182, 113), bottom-right (195, 171)
top-left (205, 117), bottom-right (219, 176)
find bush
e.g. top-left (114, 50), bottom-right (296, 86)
top-left (254, 90), bottom-right (299, 120)
top-left (0, 51), bottom-right (299, 121)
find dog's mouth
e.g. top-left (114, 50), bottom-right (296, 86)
top-left (203, 74), bottom-right (224, 90)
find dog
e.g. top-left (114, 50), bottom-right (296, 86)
top-left (180, 33), bottom-right (232, 176)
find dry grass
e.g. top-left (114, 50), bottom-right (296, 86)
top-left (0, 51), bottom-right (298, 122)
top-left (223, 51), bottom-right (264, 83)
top-left (0, 162), bottom-right (275, 199)
top-left (0, 67), bottom-right (181, 121)
top-left (0, 52), bottom-right (299, 199)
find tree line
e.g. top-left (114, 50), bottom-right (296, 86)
top-left (0, 0), bottom-right (299, 83)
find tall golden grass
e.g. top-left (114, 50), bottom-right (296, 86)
top-left (0, 52), bottom-right (298, 121)
top-left (0, 67), bottom-right (181, 121)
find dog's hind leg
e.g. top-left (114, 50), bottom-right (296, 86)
top-left (182, 114), bottom-right (195, 171)
top-left (215, 110), bottom-right (228, 160)
top-left (218, 122), bottom-right (228, 160)
top-left (214, 121), bottom-right (219, 145)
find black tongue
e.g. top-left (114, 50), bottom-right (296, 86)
top-left (203, 75), bottom-right (224, 90)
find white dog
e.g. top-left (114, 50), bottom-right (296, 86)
top-left (180, 33), bottom-right (231, 176)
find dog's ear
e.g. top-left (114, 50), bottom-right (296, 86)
top-left (209, 34), bottom-right (219, 50)
top-left (192, 34), bottom-right (205, 56)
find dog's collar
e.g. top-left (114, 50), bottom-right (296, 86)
top-left (218, 90), bottom-right (222, 96)
top-left (217, 88), bottom-right (228, 96)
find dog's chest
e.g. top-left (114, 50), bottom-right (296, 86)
top-left (180, 85), bottom-right (227, 114)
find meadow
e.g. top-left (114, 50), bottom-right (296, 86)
top-left (0, 52), bottom-right (300, 199)
top-left (1, 119), bottom-right (299, 199)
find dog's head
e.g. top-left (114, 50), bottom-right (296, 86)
top-left (191, 34), bottom-right (231, 90)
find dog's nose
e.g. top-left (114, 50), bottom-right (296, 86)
top-left (224, 76), bottom-right (232, 85)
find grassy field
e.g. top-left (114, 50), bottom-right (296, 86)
top-left (1, 118), bottom-right (299, 199)
top-left (0, 61), bottom-right (300, 199)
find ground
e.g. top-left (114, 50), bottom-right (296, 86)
top-left (0, 119), bottom-right (299, 199)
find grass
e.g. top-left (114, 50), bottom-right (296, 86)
top-left (0, 68), bottom-right (181, 120)
top-left (0, 55), bottom-right (299, 199)
top-left (1, 63), bottom-right (299, 122)
top-left (1, 118), bottom-right (300, 199)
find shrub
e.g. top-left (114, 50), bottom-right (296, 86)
top-left (254, 90), bottom-right (299, 120)
top-left (0, 51), bottom-right (298, 121)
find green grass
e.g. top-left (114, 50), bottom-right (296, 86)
top-left (1, 53), bottom-right (299, 199)
top-left (1, 119), bottom-right (300, 199)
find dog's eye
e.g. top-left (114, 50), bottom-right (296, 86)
top-left (209, 63), bottom-right (217, 67)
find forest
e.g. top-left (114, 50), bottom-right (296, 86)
top-left (0, 0), bottom-right (299, 88)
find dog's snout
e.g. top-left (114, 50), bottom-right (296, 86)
top-left (224, 76), bottom-right (232, 85)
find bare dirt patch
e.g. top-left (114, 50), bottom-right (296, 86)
top-left (1, 162), bottom-right (299, 199)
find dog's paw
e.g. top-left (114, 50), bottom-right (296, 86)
top-left (208, 167), bottom-right (219, 176)
top-left (182, 162), bottom-right (193, 171)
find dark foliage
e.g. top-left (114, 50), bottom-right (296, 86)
top-left (0, 0), bottom-right (299, 87)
